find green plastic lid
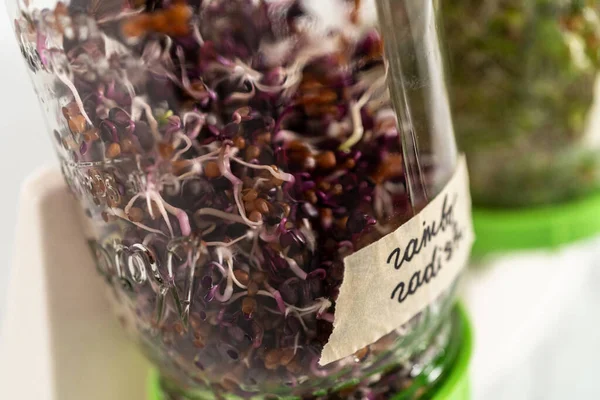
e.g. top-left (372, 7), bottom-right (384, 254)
top-left (147, 305), bottom-right (472, 400)
top-left (471, 191), bottom-right (600, 256)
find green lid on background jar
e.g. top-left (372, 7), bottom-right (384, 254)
top-left (148, 305), bottom-right (473, 400)
top-left (472, 190), bottom-right (600, 255)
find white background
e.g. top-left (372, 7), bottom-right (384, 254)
top-left (0, 3), bottom-right (55, 321)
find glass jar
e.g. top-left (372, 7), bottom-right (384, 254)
top-left (11, 0), bottom-right (463, 398)
top-left (444, 0), bottom-right (600, 208)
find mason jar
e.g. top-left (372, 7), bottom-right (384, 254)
top-left (10, 0), bottom-right (471, 398)
top-left (444, 0), bottom-right (600, 208)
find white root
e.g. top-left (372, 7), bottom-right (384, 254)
top-left (110, 208), bottom-right (166, 236)
top-left (231, 157), bottom-right (295, 183)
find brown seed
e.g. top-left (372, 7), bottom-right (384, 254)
top-left (105, 142), bottom-right (121, 158)
top-left (256, 131), bottom-right (272, 145)
top-left (172, 160), bottom-right (190, 175)
top-left (286, 359), bottom-right (303, 374)
top-left (121, 138), bottom-right (134, 153)
top-left (61, 102), bottom-right (80, 119)
top-left (204, 161), bottom-right (221, 178)
top-left (280, 348), bottom-right (295, 366)
top-left (158, 142), bottom-right (174, 158)
top-left (251, 271), bottom-right (266, 284)
top-left (373, 153), bottom-right (403, 183)
top-left (345, 158), bottom-right (356, 169)
top-left (233, 136), bottom-right (246, 150)
top-left (305, 190), bottom-right (318, 205)
top-left (353, 346), bottom-right (370, 362)
top-left (242, 189), bottom-right (258, 202)
top-left (336, 216), bottom-right (349, 230)
top-left (173, 322), bottom-right (185, 335)
top-left (249, 210), bottom-right (262, 223)
top-left (82, 128), bottom-right (100, 142)
top-left (61, 136), bottom-right (78, 150)
top-left (264, 349), bottom-right (282, 366)
top-left (316, 90), bottom-right (338, 104)
top-left (247, 280), bottom-right (259, 296)
top-left (193, 337), bottom-right (205, 348)
top-left (233, 270), bottom-right (250, 286)
top-left (127, 207), bottom-right (144, 222)
top-left (332, 184), bottom-right (343, 196)
top-left (68, 115), bottom-right (87, 134)
top-left (245, 145), bottom-right (261, 161)
top-left (245, 201), bottom-right (255, 212)
top-left (254, 198), bottom-right (270, 214)
top-left (316, 151), bottom-right (336, 169)
top-left (320, 208), bottom-right (333, 228)
top-left (122, 16), bottom-right (150, 37)
top-left (242, 297), bottom-right (257, 316)
top-left (318, 181), bottom-right (331, 191)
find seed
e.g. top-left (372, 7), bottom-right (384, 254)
top-left (353, 346), bottom-right (370, 362)
top-left (204, 161), bottom-right (221, 178)
top-left (280, 348), bottom-right (295, 366)
top-left (345, 158), bottom-right (356, 169)
top-left (245, 201), bottom-right (255, 212)
top-left (242, 297), bottom-right (257, 316)
top-left (336, 216), bottom-right (349, 230)
top-left (318, 181), bottom-right (331, 191)
top-left (105, 142), bottom-right (121, 158)
top-left (286, 359), bottom-right (303, 374)
top-left (193, 337), bottom-right (205, 348)
top-left (249, 210), bottom-right (262, 223)
top-left (251, 271), bottom-right (266, 284)
top-left (68, 115), bottom-right (87, 134)
top-left (127, 207), bottom-right (144, 222)
top-left (82, 128), bottom-right (100, 142)
top-left (256, 131), bottom-right (272, 145)
top-left (158, 142), bottom-right (174, 158)
top-left (233, 136), bottom-right (246, 149)
top-left (173, 322), bottom-right (185, 335)
top-left (233, 270), bottom-right (250, 286)
top-left (245, 145), bottom-right (261, 161)
top-left (61, 102), bottom-right (79, 119)
top-left (316, 151), bottom-right (336, 169)
top-left (61, 136), bottom-right (77, 150)
top-left (247, 281), bottom-right (259, 296)
top-left (254, 198), bottom-right (270, 214)
top-left (121, 138), bottom-right (134, 153)
top-left (172, 160), bottom-right (189, 175)
top-left (305, 190), bottom-right (318, 204)
top-left (264, 349), bottom-right (282, 367)
top-left (242, 189), bottom-right (258, 202)
top-left (320, 208), bottom-right (333, 228)
top-left (122, 15), bottom-right (151, 37)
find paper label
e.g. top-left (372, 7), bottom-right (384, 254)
top-left (320, 155), bottom-right (474, 365)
